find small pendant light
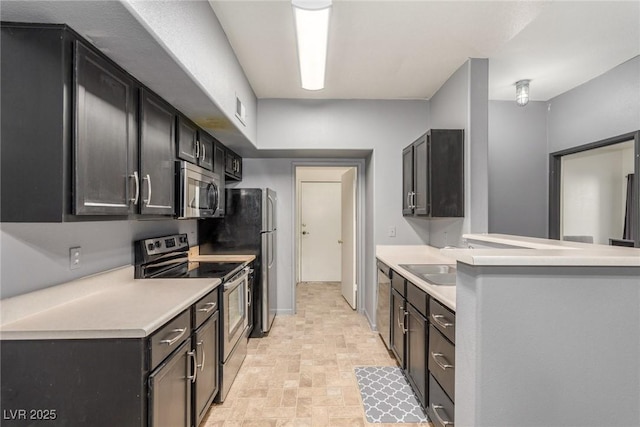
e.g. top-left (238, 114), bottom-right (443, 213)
top-left (515, 80), bottom-right (530, 107)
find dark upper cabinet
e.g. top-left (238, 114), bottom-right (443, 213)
top-left (197, 131), bottom-right (215, 171)
top-left (402, 129), bottom-right (464, 218)
top-left (139, 89), bottom-right (176, 216)
top-left (1, 24), bottom-right (73, 222)
top-left (177, 116), bottom-right (216, 171)
top-left (74, 40), bottom-right (137, 216)
top-left (177, 115), bottom-right (199, 166)
top-left (224, 146), bottom-right (242, 181)
top-left (213, 141), bottom-right (226, 177)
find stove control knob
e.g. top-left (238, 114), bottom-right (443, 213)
top-left (147, 243), bottom-right (155, 251)
top-left (155, 241), bottom-right (162, 248)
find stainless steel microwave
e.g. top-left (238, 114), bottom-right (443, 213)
top-left (177, 161), bottom-right (224, 219)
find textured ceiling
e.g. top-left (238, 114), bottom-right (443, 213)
top-left (210, 0), bottom-right (640, 101)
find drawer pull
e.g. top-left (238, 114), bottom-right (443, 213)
top-left (431, 403), bottom-right (454, 426)
top-left (160, 327), bottom-right (187, 346)
top-left (431, 352), bottom-right (454, 370)
top-left (187, 350), bottom-right (197, 383)
top-left (197, 302), bottom-right (217, 313)
top-left (431, 313), bottom-right (454, 329)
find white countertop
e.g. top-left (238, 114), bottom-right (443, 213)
top-left (444, 233), bottom-right (640, 267)
top-left (376, 245), bottom-right (457, 311)
top-left (0, 266), bottom-right (221, 340)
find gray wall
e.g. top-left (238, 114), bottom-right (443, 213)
top-left (488, 101), bottom-right (548, 238)
top-left (0, 220), bottom-right (197, 299)
top-left (547, 55), bottom-right (640, 153)
top-left (256, 99), bottom-right (429, 322)
top-left (428, 58), bottom-right (489, 248)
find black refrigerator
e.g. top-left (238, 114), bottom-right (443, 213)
top-left (198, 188), bottom-right (277, 337)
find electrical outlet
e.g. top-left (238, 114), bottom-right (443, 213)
top-left (388, 226), bottom-right (396, 237)
top-left (69, 247), bottom-right (81, 270)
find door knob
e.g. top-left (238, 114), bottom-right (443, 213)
top-left (338, 240), bottom-right (343, 244)
top-left (302, 231), bottom-right (309, 235)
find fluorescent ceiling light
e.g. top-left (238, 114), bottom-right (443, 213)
top-left (292, 0), bottom-right (331, 91)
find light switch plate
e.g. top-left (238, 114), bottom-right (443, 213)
top-left (69, 247), bottom-right (81, 270)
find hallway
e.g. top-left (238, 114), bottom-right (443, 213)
top-left (204, 282), bottom-right (431, 427)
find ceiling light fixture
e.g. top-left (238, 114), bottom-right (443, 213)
top-left (515, 79), bottom-right (530, 106)
top-left (292, 0), bottom-right (332, 91)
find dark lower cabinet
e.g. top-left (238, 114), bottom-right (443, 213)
top-left (390, 288), bottom-right (407, 368)
top-left (193, 312), bottom-right (219, 426)
top-left (0, 339), bottom-right (147, 427)
top-left (0, 298), bottom-right (222, 427)
top-left (149, 338), bottom-right (193, 427)
top-left (406, 303), bottom-right (428, 408)
top-left (427, 374), bottom-right (455, 427)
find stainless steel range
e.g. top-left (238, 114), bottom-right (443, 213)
top-left (135, 233), bottom-right (250, 403)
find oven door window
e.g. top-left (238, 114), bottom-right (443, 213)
top-left (187, 177), bottom-right (219, 216)
top-left (227, 280), bottom-right (246, 338)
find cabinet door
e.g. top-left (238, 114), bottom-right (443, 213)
top-left (430, 130), bottom-right (464, 217)
top-left (406, 304), bottom-right (428, 408)
top-left (177, 116), bottom-right (198, 165)
top-left (194, 312), bottom-right (219, 426)
top-left (148, 338), bottom-right (192, 427)
top-left (197, 131), bottom-right (215, 171)
top-left (139, 89), bottom-right (175, 215)
top-left (213, 142), bottom-right (226, 177)
top-left (402, 145), bottom-right (414, 215)
top-left (390, 289), bottom-right (406, 368)
top-left (74, 41), bottom-right (136, 215)
top-left (413, 134), bottom-right (429, 216)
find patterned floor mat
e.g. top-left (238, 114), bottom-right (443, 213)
top-left (354, 366), bottom-right (429, 423)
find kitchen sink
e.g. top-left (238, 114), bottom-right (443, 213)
top-left (398, 264), bottom-right (457, 286)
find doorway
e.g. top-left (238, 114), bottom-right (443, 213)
top-left (549, 131), bottom-right (639, 247)
top-left (294, 165), bottom-right (360, 310)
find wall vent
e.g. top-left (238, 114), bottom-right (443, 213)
top-left (235, 96), bottom-right (246, 126)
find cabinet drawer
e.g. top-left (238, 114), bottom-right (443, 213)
top-left (193, 289), bottom-right (219, 329)
top-left (407, 281), bottom-right (428, 317)
top-left (150, 310), bottom-right (191, 369)
top-left (429, 298), bottom-right (455, 343)
top-left (428, 325), bottom-right (455, 402)
top-left (391, 271), bottom-right (406, 296)
top-left (427, 374), bottom-right (455, 427)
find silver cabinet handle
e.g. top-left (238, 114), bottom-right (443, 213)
top-left (195, 140), bottom-right (200, 159)
top-left (142, 174), bottom-right (152, 205)
top-left (431, 403), bottom-right (454, 426)
top-left (397, 305), bottom-right (407, 334)
top-left (197, 302), bottom-right (217, 313)
top-left (196, 340), bottom-right (206, 371)
top-left (201, 143), bottom-right (206, 163)
top-left (431, 352), bottom-right (454, 370)
top-left (411, 191), bottom-right (416, 209)
top-left (431, 314), bottom-right (454, 329)
top-left (130, 171), bottom-right (140, 204)
top-left (406, 192), bottom-right (412, 209)
top-left (160, 327), bottom-right (187, 346)
top-left (187, 350), bottom-right (197, 383)
top-left (247, 287), bottom-right (252, 307)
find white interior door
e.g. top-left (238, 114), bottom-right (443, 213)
top-left (340, 168), bottom-right (357, 309)
top-left (300, 182), bottom-right (342, 282)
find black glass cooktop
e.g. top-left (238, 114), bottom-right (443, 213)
top-left (153, 261), bottom-right (244, 281)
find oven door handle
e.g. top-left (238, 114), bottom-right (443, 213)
top-left (224, 272), bottom-right (248, 292)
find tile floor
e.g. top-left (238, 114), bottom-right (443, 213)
top-left (203, 282), bottom-right (432, 427)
